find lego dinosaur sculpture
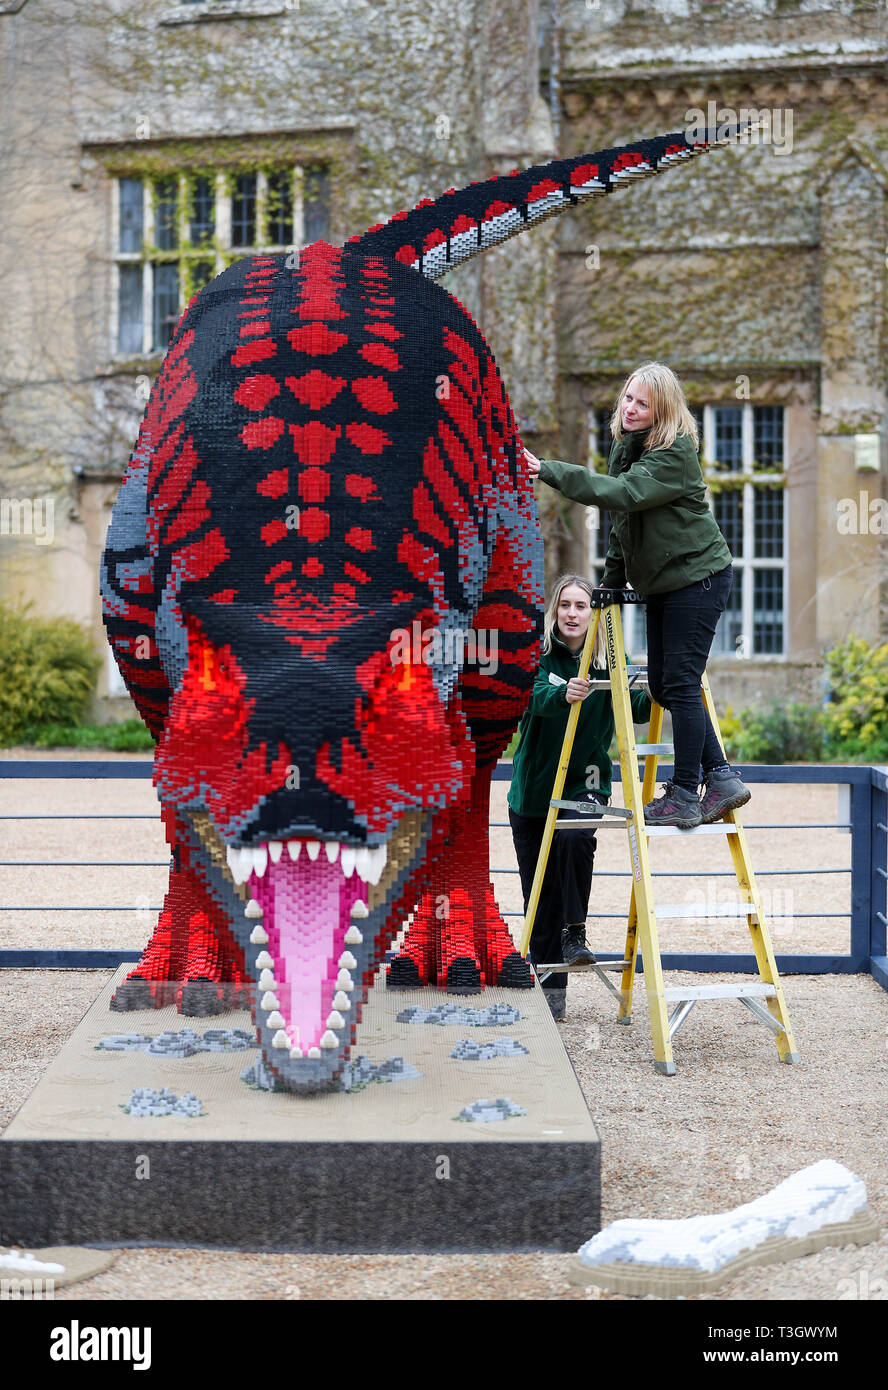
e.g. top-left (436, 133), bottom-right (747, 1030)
top-left (102, 125), bottom-right (745, 1092)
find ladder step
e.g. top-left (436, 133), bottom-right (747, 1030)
top-left (535, 960), bottom-right (630, 973)
top-left (644, 823), bottom-right (739, 836)
top-left (554, 819), bottom-right (626, 829)
top-left (662, 982), bottom-right (777, 1002)
top-left (635, 743), bottom-right (673, 755)
top-left (588, 679), bottom-right (650, 690)
top-left (654, 902), bottom-right (759, 920)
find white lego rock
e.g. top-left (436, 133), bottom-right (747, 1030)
top-left (577, 1161), bottom-right (869, 1275)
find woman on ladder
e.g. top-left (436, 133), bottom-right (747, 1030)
top-left (508, 574), bottom-right (651, 1020)
top-left (524, 361), bottom-right (750, 832)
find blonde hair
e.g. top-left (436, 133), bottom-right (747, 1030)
top-left (610, 361), bottom-right (699, 452)
top-left (542, 573), bottom-right (607, 668)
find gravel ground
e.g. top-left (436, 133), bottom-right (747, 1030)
top-left (1, 752), bottom-right (886, 1300)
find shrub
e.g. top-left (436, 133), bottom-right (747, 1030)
top-left (719, 701), bottom-right (825, 764)
top-left (19, 720), bottom-right (155, 751)
top-left (821, 633), bottom-right (888, 760)
top-left (0, 603), bottom-right (101, 744)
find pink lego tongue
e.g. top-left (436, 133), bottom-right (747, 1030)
top-left (249, 854), bottom-right (364, 1053)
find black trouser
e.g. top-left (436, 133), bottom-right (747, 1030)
top-left (509, 799), bottom-right (604, 991)
top-left (645, 565), bottom-right (733, 793)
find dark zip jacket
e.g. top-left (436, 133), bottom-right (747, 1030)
top-left (538, 429), bottom-right (732, 596)
top-left (508, 631), bottom-right (651, 817)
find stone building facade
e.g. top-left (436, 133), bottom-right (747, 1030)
top-left (0, 0), bottom-right (884, 717)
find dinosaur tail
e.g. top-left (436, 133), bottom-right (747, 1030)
top-left (348, 122), bottom-right (760, 280)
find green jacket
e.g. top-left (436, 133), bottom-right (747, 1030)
top-left (539, 430), bottom-right (732, 595)
top-left (507, 631), bottom-right (651, 817)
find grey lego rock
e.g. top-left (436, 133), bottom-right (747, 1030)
top-left (122, 1087), bottom-right (205, 1117)
top-left (455, 1097), bottom-right (527, 1123)
top-left (449, 1038), bottom-right (529, 1061)
top-left (340, 1055), bottom-right (423, 1092)
top-left (99, 1028), bottom-right (256, 1056)
top-left (397, 1004), bottom-right (523, 1028)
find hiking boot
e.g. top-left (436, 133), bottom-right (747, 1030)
top-left (699, 765), bottom-right (751, 824)
top-left (544, 988), bottom-right (566, 1021)
top-left (561, 924), bottom-right (596, 967)
top-left (643, 781), bottom-right (702, 829)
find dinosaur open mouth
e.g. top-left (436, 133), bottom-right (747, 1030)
top-left (225, 838), bottom-right (388, 1058)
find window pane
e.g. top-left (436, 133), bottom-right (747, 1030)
top-left (267, 170), bottom-right (293, 246)
top-left (190, 261), bottom-right (215, 296)
top-left (713, 488), bottom-right (743, 558)
top-left (232, 172), bottom-right (257, 247)
top-left (119, 179), bottom-right (143, 253)
top-left (594, 408), bottom-right (614, 467)
top-left (713, 406), bottom-right (743, 471)
top-left (155, 180), bottom-right (178, 251)
top-left (753, 406), bottom-right (784, 472)
top-left (753, 570), bottom-right (784, 654)
top-left (118, 265), bottom-right (143, 354)
top-left (587, 505), bottom-right (612, 561)
top-left (711, 578), bottom-right (743, 656)
top-left (754, 487), bottom-right (784, 559)
top-left (152, 263), bottom-right (180, 350)
top-left (303, 167), bottom-right (331, 243)
top-left (189, 176), bottom-right (215, 245)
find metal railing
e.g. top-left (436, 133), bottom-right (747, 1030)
top-left (0, 759), bottom-right (885, 990)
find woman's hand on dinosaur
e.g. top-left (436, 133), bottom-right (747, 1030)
top-left (523, 446), bottom-right (541, 477)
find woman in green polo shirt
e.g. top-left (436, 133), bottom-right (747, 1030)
top-left (525, 361), bottom-right (750, 832)
top-left (508, 574), bottom-right (651, 1020)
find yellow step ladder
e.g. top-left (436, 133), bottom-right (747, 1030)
top-left (519, 589), bottom-right (798, 1075)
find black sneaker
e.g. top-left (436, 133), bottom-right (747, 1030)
top-left (699, 765), bottom-right (751, 824)
top-left (561, 924), bottom-right (596, 967)
top-left (643, 781), bottom-right (702, 829)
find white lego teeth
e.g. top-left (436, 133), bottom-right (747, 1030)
top-left (258, 970), bottom-right (276, 991)
top-left (336, 969), bottom-right (354, 992)
top-left (353, 844), bottom-right (387, 884)
top-left (307, 1046), bottom-right (321, 1059)
top-left (344, 925), bottom-right (363, 945)
top-left (267, 1011), bottom-right (285, 1029)
top-left (367, 845), bottom-right (387, 884)
top-left (225, 846), bottom-right (252, 885)
top-left (320, 1030), bottom-right (338, 1049)
top-left (232, 839), bottom-right (387, 885)
top-left (245, 899), bottom-right (263, 918)
top-left (225, 845), bottom-right (269, 882)
top-left (255, 952), bottom-right (274, 970)
top-left (260, 991), bottom-right (280, 1011)
top-left (332, 991), bottom-right (351, 1011)
top-left (350, 900), bottom-right (369, 918)
top-left (249, 925), bottom-right (268, 945)
top-left (290, 1046), bottom-right (303, 1059)
top-left (338, 951), bottom-right (357, 970)
top-left (326, 1011), bottom-right (345, 1030)
top-left (272, 1030), bottom-right (289, 1049)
